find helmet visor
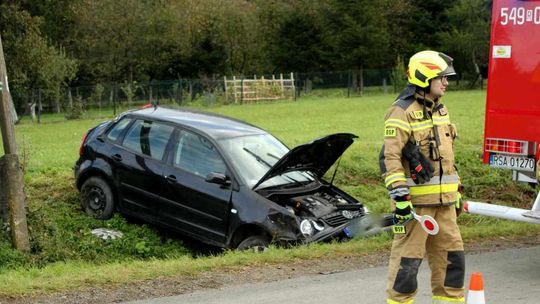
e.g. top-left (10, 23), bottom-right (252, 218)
top-left (437, 52), bottom-right (456, 77)
top-left (438, 65), bottom-right (456, 77)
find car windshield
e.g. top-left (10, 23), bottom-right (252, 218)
top-left (218, 134), bottom-right (316, 188)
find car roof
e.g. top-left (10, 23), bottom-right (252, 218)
top-left (127, 106), bottom-right (267, 140)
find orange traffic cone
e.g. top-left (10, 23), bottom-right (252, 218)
top-left (466, 272), bottom-right (485, 304)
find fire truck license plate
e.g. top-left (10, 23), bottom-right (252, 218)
top-left (489, 154), bottom-right (535, 172)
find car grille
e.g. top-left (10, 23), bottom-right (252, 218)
top-left (321, 212), bottom-right (352, 226)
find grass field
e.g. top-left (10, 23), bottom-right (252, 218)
top-left (0, 90), bottom-right (539, 296)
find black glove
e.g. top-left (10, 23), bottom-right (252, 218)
top-left (402, 142), bottom-right (434, 184)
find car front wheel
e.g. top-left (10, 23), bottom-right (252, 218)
top-left (236, 235), bottom-right (271, 252)
top-left (81, 177), bottom-right (115, 220)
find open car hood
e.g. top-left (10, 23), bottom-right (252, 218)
top-left (253, 133), bottom-right (358, 189)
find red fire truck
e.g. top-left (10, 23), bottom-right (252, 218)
top-left (464, 0), bottom-right (540, 224)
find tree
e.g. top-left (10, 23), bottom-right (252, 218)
top-left (407, 0), bottom-right (458, 51)
top-left (0, 3), bottom-right (76, 113)
top-left (380, 0), bottom-right (417, 60)
top-left (438, 0), bottom-right (491, 85)
top-left (256, 0), bottom-right (333, 73)
top-left (325, 0), bottom-right (392, 70)
top-left (0, 0), bottom-right (495, 93)
top-left (21, 0), bottom-right (79, 49)
top-left (212, 0), bottom-right (267, 75)
top-left (71, 0), bottom-right (151, 83)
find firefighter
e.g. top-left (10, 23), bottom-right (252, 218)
top-left (380, 50), bottom-right (465, 304)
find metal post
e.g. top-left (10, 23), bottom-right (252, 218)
top-left (223, 76), bottom-right (228, 104)
top-left (113, 82), bottom-right (117, 116)
top-left (179, 79), bottom-right (183, 105)
top-left (347, 70), bottom-right (351, 98)
top-left (480, 76), bottom-right (484, 90)
top-left (240, 78), bottom-right (244, 104)
top-left (294, 73), bottom-right (300, 100)
top-left (149, 81), bottom-right (153, 103)
top-left (37, 88), bottom-right (41, 124)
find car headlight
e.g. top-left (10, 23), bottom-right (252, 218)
top-left (312, 220), bottom-right (325, 231)
top-left (300, 219), bottom-right (314, 236)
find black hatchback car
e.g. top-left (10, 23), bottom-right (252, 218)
top-left (75, 106), bottom-right (375, 249)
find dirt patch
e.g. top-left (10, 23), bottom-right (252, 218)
top-left (2, 234), bottom-right (539, 304)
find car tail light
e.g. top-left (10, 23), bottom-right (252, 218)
top-left (79, 132), bottom-right (89, 156)
top-left (485, 138), bottom-right (528, 155)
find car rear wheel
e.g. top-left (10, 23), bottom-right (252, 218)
top-left (81, 177), bottom-right (115, 220)
top-left (236, 235), bottom-right (271, 252)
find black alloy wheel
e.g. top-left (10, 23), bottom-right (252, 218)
top-left (81, 177), bottom-right (115, 220)
top-left (236, 235), bottom-right (271, 252)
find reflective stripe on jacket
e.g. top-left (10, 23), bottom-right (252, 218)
top-left (381, 92), bottom-right (459, 206)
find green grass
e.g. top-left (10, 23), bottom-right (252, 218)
top-left (1, 90), bottom-right (539, 296)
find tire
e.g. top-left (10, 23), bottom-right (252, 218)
top-left (80, 177), bottom-right (115, 220)
top-left (236, 235), bottom-right (271, 252)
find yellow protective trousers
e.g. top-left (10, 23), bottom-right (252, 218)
top-left (386, 205), bottom-right (465, 303)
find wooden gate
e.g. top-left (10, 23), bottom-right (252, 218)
top-left (224, 73), bottom-right (295, 103)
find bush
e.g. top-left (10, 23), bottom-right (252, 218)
top-left (0, 225), bottom-right (28, 270)
top-left (65, 96), bottom-right (84, 120)
top-left (390, 55), bottom-right (408, 93)
top-left (0, 172), bottom-right (192, 271)
top-left (20, 173), bottom-right (188, 266)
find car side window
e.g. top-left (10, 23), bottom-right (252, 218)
top-left (122, 120), bottom-right (174, 161)
top-left (106, 117), bottom-right (132, 142)
top-left (174, 131), bottom-right (226, 178)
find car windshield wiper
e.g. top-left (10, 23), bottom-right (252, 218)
top-left (243, 147), bottom-right (273, 168)
top-left (266, 152), bottom-right (281, 160)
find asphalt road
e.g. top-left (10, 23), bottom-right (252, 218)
top-left (126, 246), bottom-right (540, 304)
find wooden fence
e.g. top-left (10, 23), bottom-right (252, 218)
top-left (224, 73), bottom-right (295, 103)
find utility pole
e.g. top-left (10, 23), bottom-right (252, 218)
top-left (0, 35), bottom-right (30, 252)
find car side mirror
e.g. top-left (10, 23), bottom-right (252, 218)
top-left (205, 172), bottom-right (231, 186)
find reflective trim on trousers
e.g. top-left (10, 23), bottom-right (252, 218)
top-left (432, 296), bottom-right (465, 303)
top-left (387, 299), bottom-right (414, 304)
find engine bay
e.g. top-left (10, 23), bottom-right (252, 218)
top-left (270, 190), bottom-right (366, 227)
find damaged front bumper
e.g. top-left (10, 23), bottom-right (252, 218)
top-left (266, 211), bottom-right (394, 246)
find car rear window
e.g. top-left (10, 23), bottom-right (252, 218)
top-left (106, 118), bottom-right (132, 142)
top-left (122, 120), bottom-right (174, 160)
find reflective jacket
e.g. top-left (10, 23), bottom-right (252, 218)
top-left (380, 86), bottom-right (459, 207)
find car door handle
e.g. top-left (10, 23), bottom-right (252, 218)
top-left (111, 154), bottom-right (122, 162)
top-left (165, 175), bottom-right (177, 183)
